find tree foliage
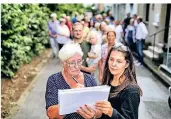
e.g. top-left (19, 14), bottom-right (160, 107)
top-left (1, 4), bottom-right (50, 78)
top-left (1, 4), bottom-right (86, 78)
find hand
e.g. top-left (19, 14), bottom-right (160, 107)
top-left (95, 101), bottom-right (113, 117)
top-left (77, 104), bottom-right (96, 119)
top-left (53, 34), bottom-right (57, 38)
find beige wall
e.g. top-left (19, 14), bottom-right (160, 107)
top-left (137, 4), bottom-right (168, 44)
top-left (169, 9), bottom-right (171, 47)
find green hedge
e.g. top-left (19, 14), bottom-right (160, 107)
top-left (1, 4), bottom-right (86, 78)
top-left (1, 4), bottom-right (50, 78)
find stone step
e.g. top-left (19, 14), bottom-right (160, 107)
top-left (148, 46), bottom-right (163, 55)
top-left (156, 43), bottom-right (164, 49)
top-left (143, 50), bottom-right (159, 59)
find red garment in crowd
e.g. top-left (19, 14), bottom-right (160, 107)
top-left (66, 21), bottom-right (72, 35)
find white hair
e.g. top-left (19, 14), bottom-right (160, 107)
top-left (50, 13), bottom-right (57, 18)
top-left (58, 43), bottom-right (83, 61)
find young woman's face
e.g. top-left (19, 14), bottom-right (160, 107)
top-left (64, 53), bottom-right (82, 77)
top-left (108, 50), bottom-right (128, 75)
top-left (107, 32), bottom-right (115, 45)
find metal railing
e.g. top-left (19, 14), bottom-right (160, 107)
top-left (148, 25), bottom-right (171, 61)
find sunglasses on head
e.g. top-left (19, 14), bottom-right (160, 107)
top-left (113, 43), bottom-right (129, 52)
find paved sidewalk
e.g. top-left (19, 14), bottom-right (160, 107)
top-left (12, 58), bottom-right (62, 119)
top-left (11, 58), bottom-right (171, 119)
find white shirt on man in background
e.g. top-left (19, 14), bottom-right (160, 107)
top-left (135, 22), bottom-right (148, 40)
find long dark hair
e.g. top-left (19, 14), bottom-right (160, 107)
top-left (102, 43), bottom-right (142, 97)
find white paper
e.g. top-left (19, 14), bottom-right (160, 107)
top-left (58, 85), bottom-right (111, 115)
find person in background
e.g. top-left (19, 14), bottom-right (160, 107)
top-left (81, 20), bottom-right (89, 41)
top-left (86, 31), bottom-right (101, 67)
top-left (89, 20), bottom-right (95, 31)
top-left (102, 13), bottom-right (107, 21)
top-left (133, 14), bottom-right (138, 29)
top-left (47, 13), bottom-right (59, 58)
top-left (66, 16), bottom-right (73, 39)
top-left (99, 21), bottom-right (107, 36)
top-left (57, 18), bottom-right (71, 50)
top-left (86, 31), bottom-right (101, 84)
top-left (94, 22), bottom-right (103, 45)
top-left (125, 19), bottom-right (136, 51)
top-left (62, 13), bottom-right (67, 19)
top-left (101, 26), bottom-right (111, 45)
top-left (135, 16), bottom-right (148, 66)
top-left (72, 12), bottom-right (78, 24)
top-left (107, 10), bottom-right (114, 25)
top-left (45, 43), bottom-right (102, 119)
top-left (98, 30), bottom-right (117, 83)
top-left (72, 22), bottom-right (97, 74)
top-left (95, 43), bottom-right (142, 119)
top-left (114, 20), bottom-right (124, 43)
top-left (123, 13), bottom-right (131, 33)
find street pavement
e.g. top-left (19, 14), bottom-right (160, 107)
top-left (11, 58), bottom-right (171, 119)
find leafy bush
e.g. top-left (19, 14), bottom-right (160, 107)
top-left (1, 4), bottom-right (86, 78)
top-left (1, 4), bottom-right (50, 78)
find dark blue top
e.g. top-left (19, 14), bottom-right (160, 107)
top-left (45, 72), bottom-right (97, 119)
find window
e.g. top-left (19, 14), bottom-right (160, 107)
top-left (146, 4), bottom-right (150, 21)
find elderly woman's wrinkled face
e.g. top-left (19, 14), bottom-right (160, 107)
top-left (64, 53), bottom-right (83, 76)
top-left (108, 50), bottom-right (128, 75)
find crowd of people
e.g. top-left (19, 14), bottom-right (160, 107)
top-left (45, 10), bottom-right (147, 119)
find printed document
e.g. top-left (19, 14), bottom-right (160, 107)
top-left (58, 85), bottom-right (111, 115)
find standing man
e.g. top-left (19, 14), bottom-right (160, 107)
top-left (123, 13), bottom-right (131, 33)
top-left (135, 17), bottom-right (148, 66)
top-left (72, 22), bottom-right (97, 74)
top-left (48, 13), bottom-right (59, 58)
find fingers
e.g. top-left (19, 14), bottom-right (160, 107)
top-left (77, 105), bottom-right (95, 119)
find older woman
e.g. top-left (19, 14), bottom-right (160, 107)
top-left (98, 30), bottom-right (117, 83)
top-left (45, 43), bottom-right (101, 119)
top-left (57, 18), bottom-right (71, 50)
top-left (95, 43), bottom-right (142, 119)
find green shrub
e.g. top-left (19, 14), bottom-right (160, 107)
top-left (1, 4), bottom-right (50, 78)
top-left (1, 4), bottom-right (86, 78)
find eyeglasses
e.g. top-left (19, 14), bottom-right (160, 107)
top-left (113, 43), bottom-right (129, 52)
top-left (65, 59), bottom-right (84, 68)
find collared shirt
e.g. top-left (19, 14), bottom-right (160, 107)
top-left (48, 20), bottom-right (59, 35)
top-left (135, 22), bottom-right (148, 40)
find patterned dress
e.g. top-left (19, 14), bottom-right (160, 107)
top-left (45, 72), bottom-right (97, 119)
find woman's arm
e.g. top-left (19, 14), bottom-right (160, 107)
top-left (81, 63), bottom-right (97, 73)
top-left (98, 59), bottom-right (103, 83)
top-left (47, 105), bottom-right (64, 119)
top-left (45, 76), bottom-right (64, 119)
top-left (88, 52), bottom-right (98, 59)
top-left (96, 91), bottom-right (140, 119)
